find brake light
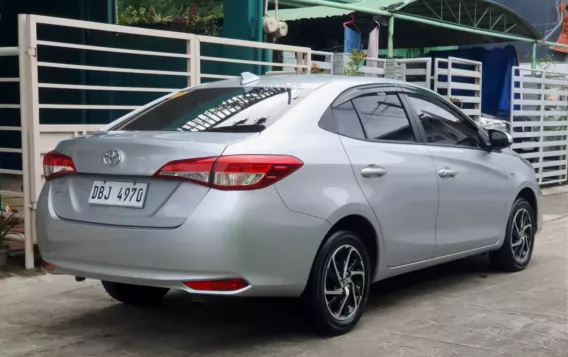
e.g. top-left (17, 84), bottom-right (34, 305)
top-left (43, 151), bottom-right (77, 181)
top-left (154, 155), bottom-right (303, 190)
top-left (183, 278), bottom-right (249, 291)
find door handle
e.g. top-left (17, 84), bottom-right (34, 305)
top-left (438, 168), bottom-right (458, 178)
top-left (361, 166), bottom-right (387, 178)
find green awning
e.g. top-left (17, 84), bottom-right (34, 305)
top-left (267, 6), bottom-right (351, 21)
top-left (268, 0), bottom-right (402, 21)
top-left (268, 0), bottom-right (542, 43)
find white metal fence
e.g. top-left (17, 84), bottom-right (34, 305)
top-left (326, 53), bottom-right (432, 89)
top-left (0, 47), bottom-right (22, 181)
top-left (311, 51), bottom-right (334, 74)
top-left (396, 58), bottom-right (432, 89)
top-left (0, 45), bottom-right (29, 255)
top-left (510, 67), bottom-right (568, 185)
top-left (434, 57), bottom-right (482, 121)
top-left (23, 15), bottom-right (312, 207)
top-left (3, 14), bottom-right (313, 268)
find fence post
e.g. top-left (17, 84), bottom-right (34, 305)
top-left (388, 16), bottom-right (395, 58)
top-left (188, 36), bottom-right (201, 87)
top-left (18, 14), bottom-right (38, 269)
top-left (425, 58), bottom-right (432, 90)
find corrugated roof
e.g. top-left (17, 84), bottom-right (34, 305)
top-left (268, 0), bottom-right (541, 41)
top-left (267, 6), bottom-right (352, 21)
top-left (267, 0), bottom-right (407, 21)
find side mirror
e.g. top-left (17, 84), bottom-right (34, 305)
top-left (488, 129), bottom-right (512, 150)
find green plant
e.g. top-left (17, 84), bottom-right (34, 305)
top-left (0, 213), bottom-right (18, 248)
top-left (185, 7), bottom-right (221, 36)
top-left (118, 0), bottom-right (222, 18)
top-left (311, 63), bottom-right (326, 74)
top-left (118, 5), bottom-right (172, 25)
top-left (117, 1), bottom-right (223, 35)
top-left (536, 54), bottom-right (555, 71)
top-left (344, 49), bottom-right (367, 76)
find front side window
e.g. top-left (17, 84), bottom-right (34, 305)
top-left (352, 92), bottom-right (416, 142)
top-left (407, 95), bottom-right (481, 148)
top-left (114, 86), bottom-right (310, 132)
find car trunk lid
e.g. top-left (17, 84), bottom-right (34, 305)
top-left (50, 131), bottom-right (257, 228)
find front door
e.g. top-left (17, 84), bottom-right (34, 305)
top-left (404, 92), bottom-right (509, 257)
top-left (334, 88), bottom-right (439, 267)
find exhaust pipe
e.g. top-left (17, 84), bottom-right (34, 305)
top-left (75, 277), bottom-right (86, 282)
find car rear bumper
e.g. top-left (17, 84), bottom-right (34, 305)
top-left (37, 184), bottom-right (330, 297)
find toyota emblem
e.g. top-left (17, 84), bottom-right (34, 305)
top-left (103, 150), bottom-right (121, 166)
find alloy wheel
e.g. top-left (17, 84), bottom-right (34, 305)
top-left (510, 207), bottom-right (533, 263)
top-left (324, 244), bottom-right (366, 321)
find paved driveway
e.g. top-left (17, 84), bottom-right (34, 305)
top-left (1, 194), bottom-right (567, 357)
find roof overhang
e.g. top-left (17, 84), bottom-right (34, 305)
top-left (392, 0), bottom-right (541, 41)
top-left (270, 0), bottom-right (542, 47)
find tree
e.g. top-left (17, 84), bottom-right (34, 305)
top-left (117, 0), bottom-right (223, 35)
top-left (117, 0), bottom-right (222, 17)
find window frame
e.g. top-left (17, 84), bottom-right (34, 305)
top-left (328, 85), bottom-right (424, 145)
top-left (400, 89), bottom-right (489, 151)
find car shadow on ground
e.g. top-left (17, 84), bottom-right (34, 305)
top-left (40, 255), bottom-right (499, 353)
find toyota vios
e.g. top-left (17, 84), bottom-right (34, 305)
top-left (37, 74), bottom-right (541, 335)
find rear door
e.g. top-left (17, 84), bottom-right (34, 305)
top-left (402, 90), bottom-right (509, 257)
top-left (335, 87), bottom-right (439, 267)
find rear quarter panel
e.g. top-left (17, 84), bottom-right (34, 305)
top-left (222, 82), bottom-right (384, 280)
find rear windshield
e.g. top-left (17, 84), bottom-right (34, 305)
top-left (114, 86), bottom-right (311, 133)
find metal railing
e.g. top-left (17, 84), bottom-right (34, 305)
top-left (510, 67), bottom-right (568, 185)
top-left (9, 14), bottom-right (314, 268)
top-left (311, 51), bottom-right (334, 74)
top-left (434, 57), bottom-right (483, 121)
top-left (22, 14), bottom-right (312, 203)
top-left (0, 45), bottom-right (29, 255)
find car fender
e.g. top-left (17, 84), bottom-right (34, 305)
top-left (325, 202), bottom-right (385, 281)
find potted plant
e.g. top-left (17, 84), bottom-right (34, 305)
top-left (0, 212), bottom-right (18, 267)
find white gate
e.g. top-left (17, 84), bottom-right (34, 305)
top-left (510, 67), bottom-right (568, 185)
top-left (3, 14), bottom-right (312, 268)
top-left (396, 58), bottom-right (432, 89)
top-left (434, 57), bottom-right (482, 121)
top-left (325, 53), bottom-right (432, 88)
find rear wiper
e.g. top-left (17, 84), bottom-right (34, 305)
top-left (207, 124), bottom-right (266, 133)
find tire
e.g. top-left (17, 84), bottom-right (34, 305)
top-left (490, 198), bottom-right (536, 272)
top-left (303, 230), bottom-right (371, 336)
top-left (102, 281), bottom-right (169, 305)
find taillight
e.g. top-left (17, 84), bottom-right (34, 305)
top-left (154, 155), bottom-right (303, 190)
top-left (213, 155), bottom-right (303, 190)
top-left (154, 157), bottom-right (216, 185)
top-left (43, 151), bottom-right (77, 181)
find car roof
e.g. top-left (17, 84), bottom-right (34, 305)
top-left (199, 74), bottom-right (412, 91)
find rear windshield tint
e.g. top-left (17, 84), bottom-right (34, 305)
top-left (114, 86), bottom-right (311, 133)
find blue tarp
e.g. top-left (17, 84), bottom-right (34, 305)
top-left (428, 46), bottom-right (519, 117)
top-left (344, 27), bottom-right (361, 53)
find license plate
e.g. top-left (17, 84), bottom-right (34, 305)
top-left (88, 181), bottom-right (148, 208)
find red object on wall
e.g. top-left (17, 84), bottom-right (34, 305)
top-left (551, 3), bottom-right (568, 53)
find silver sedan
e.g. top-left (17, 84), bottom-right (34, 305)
top-left (37, 74), bottom-right (542, 336)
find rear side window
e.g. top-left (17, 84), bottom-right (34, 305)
top-left (114, 86), bottom-right (311, 132)
top-left (352, 93), bottom-right (416, 142)
top-left (332, 101), bottom-right (366, 139)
